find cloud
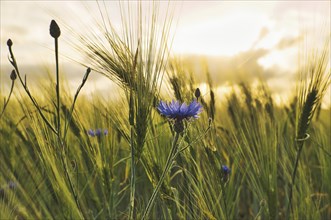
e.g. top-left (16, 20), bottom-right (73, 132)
top-left (175, 20), bottom-right (313, 91)
top-left (251, 26), bottom-right (269, 49)
top-left (276, 35), bottom-right (302, 50)
top-left (2, 25), bottom-right (28, 37)
top-left (176, 31), bottom-right (304, 92)
top-left (180, 48), bottom-right (272, 86)
top-left (0, 62), bottom-right (92, 89)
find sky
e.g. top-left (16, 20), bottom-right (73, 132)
top-left (0, 1), bottom-right (330, 106)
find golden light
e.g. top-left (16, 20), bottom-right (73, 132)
top-left (172, 6), bottom-right (272, 56)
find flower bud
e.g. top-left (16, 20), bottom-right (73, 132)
top-left (86, 67), bottom-right (91, 74)
top-left (71, 160), bottom-right (76, 170)
top-left (50, 20), bottom-right (61, 38)
top-left (7, 39), bottom-right (13, 47)
top-left (195, 88), bottom-right (201, 99)
top-left (10, 70), bottom-right (17, 81)
top-left (8, 180), bottom-right (16, 190)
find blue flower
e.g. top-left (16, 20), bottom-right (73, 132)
top-left (95, 129), bottom-right (102, 136)
top-left (222, 165), bottom-right (231, 175)
top-left (87, 129), bottom-right (95, 137)
top-left (157, 100), bottom-right (203, 121)
top-left (221, 165), bottom-right (231, 182)
top-left (87, 129), bottom-right (108, 137)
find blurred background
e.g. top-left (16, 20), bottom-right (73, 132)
top-left (1, 1), bottom-right (330, 106)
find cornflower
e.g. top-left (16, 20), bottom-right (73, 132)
top-left (157, 100), bottom-right (202, 133)
top-left (221, 165), bottom-right (231, 182)
top-left (87, 129), bottom-right (108, 137)
top-left (143, 100), bottom-right (202, 218)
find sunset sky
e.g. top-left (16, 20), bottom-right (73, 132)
top-left (1, 1), bottom-right (330, 105)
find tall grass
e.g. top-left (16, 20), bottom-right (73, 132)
top-left (288, 37), bottom-right (331, 218)
top-left (1, 2), bottom-right (330, 220)
top-left (73, 2), bottom-right (175, 219)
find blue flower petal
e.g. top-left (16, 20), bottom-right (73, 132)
top-left (222, 165), bottom-right (231, 174)
top-left (95, 129), bottom-right (102, 136)
top-left (158, 99), bottom-right (203, 121)
top-left (87, 129), bottom-right (95, 137)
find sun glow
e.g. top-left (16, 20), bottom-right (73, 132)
top-left (0, 1), bottom-right (330, 104)
top-left (172, 3), bottom-right (274, 56)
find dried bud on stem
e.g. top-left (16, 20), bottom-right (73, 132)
top-left (7, 39), bottom-right (13, 47)
top-left (195, 88), bottom-right (201, 99)
top-left (10, 70), bottom-right (17, 81)
top-left (50, 20), bottom-right (61, 38)
top-left (86, 67), bottom-right (91, 74)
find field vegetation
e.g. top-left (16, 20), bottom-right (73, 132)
top-left (0, 2), bottom-right (330, 220)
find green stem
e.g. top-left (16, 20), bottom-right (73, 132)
top-left (128, 89), bottom-right (136, 220)
top-left (142, 132), bottom-right (180, 220)
top-left (7, 43), bottom-right (57, 134)
top-left (53, 37), bottom-right (85, 219)
top-left (129, 125), bottom-right (136, 220)
top-left (0, 79), bottom-right (14, 119)
top-left (63, 68), bottom-right (91, 139)
top-left (220, 182), bottom-right (229, 220)
top-left (287, 141), bottom-right (304, 218)
top-left (55, 37), bottom-right (61, 139)
top-left (60, 145), bottom-right (84, 218)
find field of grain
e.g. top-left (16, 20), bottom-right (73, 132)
top-left (0, 2), bottom-right (330, 220)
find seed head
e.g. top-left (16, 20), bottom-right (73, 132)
top-left (50, 20), bottom-right (61, 38)
top-left (10, 70), bottom-right (17, 81)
